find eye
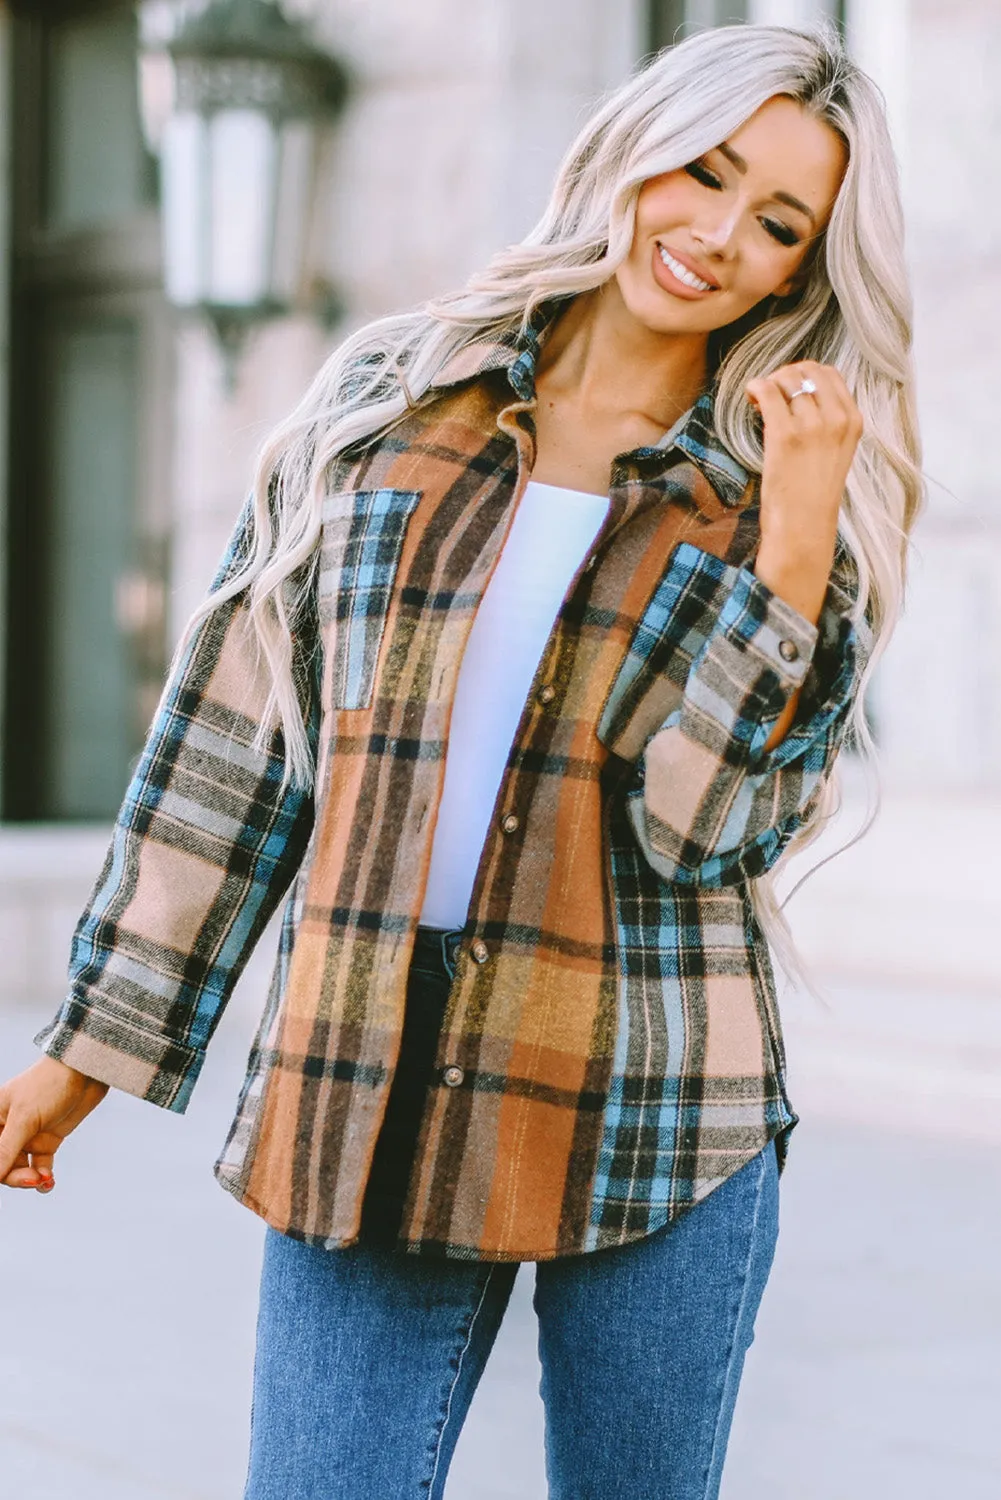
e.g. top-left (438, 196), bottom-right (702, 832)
top-left (760, 217), bottom-right (800, 247)
top-left (684, 159), bottom-right (722, 189)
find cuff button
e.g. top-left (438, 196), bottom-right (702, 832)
top-left (778, 639), bottom-right (799, 663)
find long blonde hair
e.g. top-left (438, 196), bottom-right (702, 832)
top-left (184, 21), bottom-right (923, 983)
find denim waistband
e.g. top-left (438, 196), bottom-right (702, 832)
top-left (412, 924), bottom-right (465, 981)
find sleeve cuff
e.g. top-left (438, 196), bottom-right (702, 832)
top-left (680, 566), bottom-right (819, 764)
top-left (718, 567), bottom-right (818, 685)
top-left (34, 1003), bottom-right (204, 1114)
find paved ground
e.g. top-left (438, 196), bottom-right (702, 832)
top-left (2, 971), bottom-right (999, 1500)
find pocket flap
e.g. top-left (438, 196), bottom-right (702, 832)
top-left (596, 542), bottom-right (739, 761)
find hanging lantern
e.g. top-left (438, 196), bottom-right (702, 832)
top-left (141, 0), bottom-right (347, 372)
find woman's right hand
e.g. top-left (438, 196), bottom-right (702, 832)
top-left (0, 1056), bottom-right (109, 1192)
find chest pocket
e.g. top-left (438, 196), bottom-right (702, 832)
top-left (319, 487), bottom-right (422, 709)
top-left (596, 542), bottom-right (740, 763)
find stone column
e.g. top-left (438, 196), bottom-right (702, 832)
top-left (748, 0), bottom-right (839, 26)
top-left (851, 0), bottom-right (1001, 790)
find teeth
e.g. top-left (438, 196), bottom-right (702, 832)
top-left (658, 246), bottom-right (714, 291)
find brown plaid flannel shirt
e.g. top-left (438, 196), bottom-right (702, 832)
top-left (36, 317), bottom-right (864, 1260)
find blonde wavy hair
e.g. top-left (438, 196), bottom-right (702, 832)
top-left (183, 21), bottom-right (923, 984)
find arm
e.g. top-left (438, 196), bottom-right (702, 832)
top-left (32, 496), bottom-right (320, 1113)
top-left (753, 359), bottom-right (864, 750)
top-left (627, 360), bottom-right (866, 887)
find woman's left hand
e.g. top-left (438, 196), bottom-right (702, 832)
top-left (745, 360), bottom-right (863, 626)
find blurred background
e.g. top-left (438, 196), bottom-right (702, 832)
top-left (0, 2), bottom-right (998, 1498)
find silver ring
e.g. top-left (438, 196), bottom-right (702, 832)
top-left (788, 377), bottom-right (818, 401)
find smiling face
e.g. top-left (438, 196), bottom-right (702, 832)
top-left (616, 94), bottom-right (848, 338)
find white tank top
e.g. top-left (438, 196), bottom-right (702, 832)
top-left (419, 479), bottom-right (609, 930)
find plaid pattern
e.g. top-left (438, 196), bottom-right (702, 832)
top-left (36, 318), bottom-right (864, 1261)
top-left (321, 487), bottom-right (423, 709)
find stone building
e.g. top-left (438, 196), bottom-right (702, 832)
top-left (0, 0), bottom-right (997, 1004)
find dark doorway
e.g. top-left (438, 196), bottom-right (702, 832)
top-left (5, 0), bottom-right (171, 820)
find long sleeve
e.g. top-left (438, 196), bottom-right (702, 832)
top-left (34, 498), bottom-right (320, 1112)
top-left (610, 542), bottom-right (865, 888)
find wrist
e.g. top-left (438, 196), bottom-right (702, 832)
top-left (37, 1054), bottom-right (107, 1091)
top-left (754, 532), bottom-right (835, 627)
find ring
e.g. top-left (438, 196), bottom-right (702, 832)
top-left (788, 377), bottom-right (818, 401)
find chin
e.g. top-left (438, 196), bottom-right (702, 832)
top-left (631, 293), bottom-right (725, 336)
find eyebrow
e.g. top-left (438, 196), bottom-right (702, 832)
top-left (717, 140), bottom-right (818, 226)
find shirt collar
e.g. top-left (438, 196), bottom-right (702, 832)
top-left (428, 305), bottom-right (751, 509)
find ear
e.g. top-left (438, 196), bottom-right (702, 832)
top-left (774, 267), bottom-right (809, 300)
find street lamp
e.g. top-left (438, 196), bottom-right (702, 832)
top-left (139, 0), bottom-right (348, 381)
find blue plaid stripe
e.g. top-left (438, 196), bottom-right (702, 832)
top-left (327, 488), bottom-right (421, 708)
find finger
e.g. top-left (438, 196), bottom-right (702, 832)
top-left (809, 367), bottom-right (863, 436)
top-left (798, 360), bottom-right (851, 401)
top-left (1, 1147), bottom-right (31, 1181)
top-left (4, 1165), bottom-right (52, 1190)
top-left (788, 362), bottom-right (858, 424)
top-left (771, 366), bottom-right (825, 413)
top-left (0, 1110), bottom-right (36, 1183)
top-left (789, 364), bottom-right (863, 441)
top-left (2, 1133), bottom-right (57, 1189)
top-left (2, 1147), bottom-right (46, 1189)
top-left (746, 376), bottom-right (793, 436)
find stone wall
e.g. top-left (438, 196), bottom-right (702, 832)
top-left (873, 0), bottom-right (1001, 790)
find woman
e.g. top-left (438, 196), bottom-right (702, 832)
top-left (0, 21), bottom-right (920, 1500)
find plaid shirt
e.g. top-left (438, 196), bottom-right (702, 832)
top-left (36, 318), bottom-right (863, 1261)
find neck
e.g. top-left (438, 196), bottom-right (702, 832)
top-left (535, 285), bottom-right (710, 430)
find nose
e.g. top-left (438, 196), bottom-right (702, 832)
top-left (691, 203), bottom-right (741, 257)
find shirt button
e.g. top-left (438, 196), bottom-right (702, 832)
top-left (537, 683), bottom-right (556, 705)
top-left (470, 938), bottom-right (489, 964)
top-left (500, 813), bottom-right (520, 835)
top-left (583, 554), bottom-right (597, 572)
top-left (778, 639), bottom-right (799, 663)
top-left (442, 1064), bottom-right (465, 1088)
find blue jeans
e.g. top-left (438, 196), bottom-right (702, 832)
top-left (244, 930), bottom-right (780, 1499)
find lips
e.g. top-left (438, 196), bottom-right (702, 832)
top-left (656, 243), bottom-right (721, 292)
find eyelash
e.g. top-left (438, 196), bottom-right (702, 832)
top-left (683, 160), bottom-right (801, 248)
